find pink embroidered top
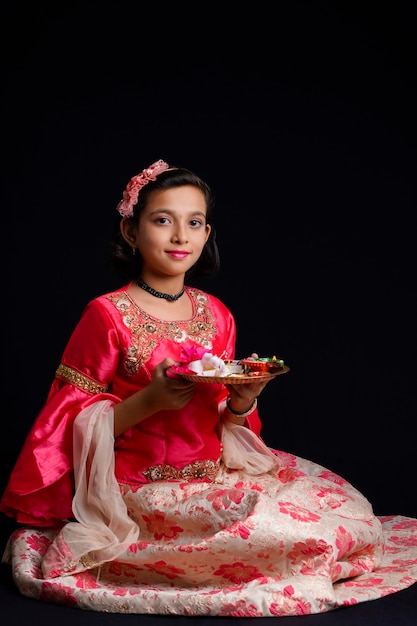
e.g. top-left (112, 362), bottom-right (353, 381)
top-left (0, 284), bottom-right (261, 526)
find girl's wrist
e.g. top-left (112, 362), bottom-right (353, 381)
top-left (225, 396), bottom-right (257, 419)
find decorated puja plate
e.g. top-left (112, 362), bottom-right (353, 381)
top-left (168, 355), bottom-right (289, 384)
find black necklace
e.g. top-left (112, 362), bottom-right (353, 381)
top-left (136, 278), bottom-right (185, 302)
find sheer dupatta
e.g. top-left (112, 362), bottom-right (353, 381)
top-left (42, 400), bottom-right (139, 578)
top-left (219, 402), bottom-right (281, 475)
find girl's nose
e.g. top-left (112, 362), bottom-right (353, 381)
top-left (172, 225), bottom-right (187, 243)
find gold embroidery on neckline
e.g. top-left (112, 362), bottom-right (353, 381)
top-left (107, 289), bottom-right (217, 376)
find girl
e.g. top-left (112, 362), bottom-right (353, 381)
top-left (1, 160), bottom-right (416, 616)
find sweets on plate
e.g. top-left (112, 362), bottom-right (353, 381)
top-left (169, 348), bottom-right (286, 380)
top-left (188, 355), bottom-right (242, 377)
top-left (240, 356), bottom-right (285, 374)
top-left (187, 354), bottom-right (285, 378)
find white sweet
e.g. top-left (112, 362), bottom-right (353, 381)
top-left (188, 353), bottom-right (242, 377)
top-left (201, 353), bottom-right (230, 375)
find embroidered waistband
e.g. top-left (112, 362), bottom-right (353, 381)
top-left (55, 363), bottom-right (108, 395)
top-left (143, 459), bottom-right (220, 482)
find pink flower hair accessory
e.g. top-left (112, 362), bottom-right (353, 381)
top-left (116, 159), bottom-right (170, 217)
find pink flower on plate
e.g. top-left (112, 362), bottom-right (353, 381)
top-left (179, 344), bottom-right (209, 362)
top-left (167, 344), bottom-right (211, 376)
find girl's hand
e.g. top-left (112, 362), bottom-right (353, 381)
top-left (225, 378), bottom-right (269, 413)
top-left (148, 358), bottom-right (196, 412)
top-left (114, 358), bottom-right (195, 436)
top-left (225, 352), bottom-right (268, 413)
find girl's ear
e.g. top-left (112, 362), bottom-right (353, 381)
top-left (120, 217), bottom-right (137, 248)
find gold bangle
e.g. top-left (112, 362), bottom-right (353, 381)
top-left (226, 396), bottom-right (257, 418)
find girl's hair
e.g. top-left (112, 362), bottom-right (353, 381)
top-left (109, 167), bottom-right (220, 281)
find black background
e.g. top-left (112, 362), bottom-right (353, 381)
top-left (1, 0), bottom-right (416, 536)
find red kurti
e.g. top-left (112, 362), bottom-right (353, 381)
top-left (0, 284), bottom-right (260, 525)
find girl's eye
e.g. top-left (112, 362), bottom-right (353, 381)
top-left (190, 219), bottom-right (203, 227)
top-left (156, 217), bottom-right (170, 225)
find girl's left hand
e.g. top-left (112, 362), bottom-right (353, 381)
top-left (225, 377), bottom-right (270, 410)
top-left (225, 351), bottom-right (268, 410)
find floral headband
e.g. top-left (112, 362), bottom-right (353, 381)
top-left (116, 159), bottom-right (170, 217)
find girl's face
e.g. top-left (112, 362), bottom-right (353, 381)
top-left (133, 185), bottom-right (211, 278)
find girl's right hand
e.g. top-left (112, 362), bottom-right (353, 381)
top-left (114, 358), bottom-right (195, 436)
top-left (148, 358), bottom-right (196, 412)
